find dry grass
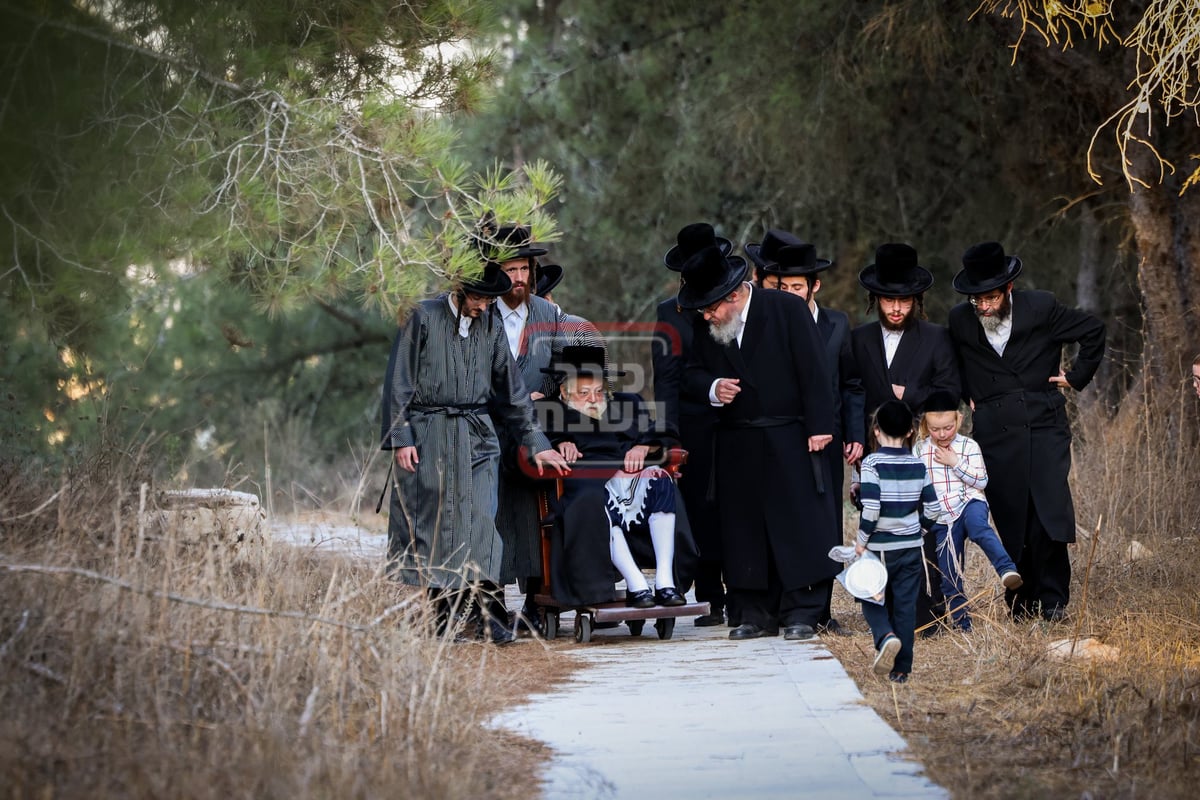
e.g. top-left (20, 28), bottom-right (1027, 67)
top-left (827, 395), bottom-right (1200, 799)
top-left (0, 452), bottom-right (575, 799)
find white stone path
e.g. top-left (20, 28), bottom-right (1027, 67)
top-left (271, 518), bottom-right (946, 799)
top-left (494, 617), bottom-right (948, 800)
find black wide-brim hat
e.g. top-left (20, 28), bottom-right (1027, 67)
top-left (540, 344), bottom-right (627, 379)
top-left (535, 263), bottom-right (563, 297)
top-left (746, 229), bottom-right (833, 276)
top-left (858, 243), bottom-right (934, 297)
top-left (472, 223), bottom-right (548, 260)
top-left (676, 245), bottom-right (748, 310)
top-left (953, 241), bottom-right (1023, 295)
top-left (664, 222), bottom-right (734, 271)
top-left (460, 260), bottom-right (513, 297)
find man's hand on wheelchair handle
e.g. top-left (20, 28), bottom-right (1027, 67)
top-left (534, 448), bottom-right (571, 476)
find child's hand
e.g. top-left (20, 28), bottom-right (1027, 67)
top-left (855, 542), bottom-right (866, 556)
top-left (933, 444), bottom-right (959, 467)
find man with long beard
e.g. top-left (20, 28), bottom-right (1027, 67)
top-left (851, 243), bottom-right (959, 635)
top-left (681, 245), bottom-right (836, 641)
top-left (947, 241), bottom-right (1105, 622)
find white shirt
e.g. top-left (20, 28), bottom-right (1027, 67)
top-left (882, 328), bottom-right (903, 367)
top-left (498, 299), bottom-right (528, 359)
top-left (811, 302), bottom-right (821, 325)
top-left (708, 283), bottom-right (753, 406)
top-left (984, 304), bottom-right (1014, 357)
top-left (446, 295), bottom-right (473, 338)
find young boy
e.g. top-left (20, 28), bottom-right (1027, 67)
top-left (914, 391), bottom-right (1021, 632)
top-left (856, 400), bottom-right (941, 683)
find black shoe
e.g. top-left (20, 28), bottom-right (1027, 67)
top-left (484, 618), bottom-right (516, 645)
top-left (783, 623), bottom-right (817, 641)
top-left (626, 589), bottom-right (655, 609)
top-left (513, 605), bottom-right (544, 637)
top-left (888, 671), bottom-right (909, 684)
top-left (654, 587), bottom-right (686, 607)
top-left (816, 618), bottom-right (847, 636)
top-left (694, 611), bottom-right (725, 627)
top-left (1042, 606), bottom-right (1068, 623)
top-left (729, 623), bottom-right (768, 640)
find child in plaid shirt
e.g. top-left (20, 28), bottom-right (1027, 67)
top-left (914, 391), bottom-right (1022, 632)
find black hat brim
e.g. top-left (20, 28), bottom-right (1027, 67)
top-left (952, 256), bottom-right (1022, 295)
top-left (676, 256), bottom-right (749, 310)
top-left (535, 264), bottom-right (564, 296)
top-left (759, 258), bottom-right (834, 278)
top-left (858, 263), bottom-right (934, 297)
top-left (664, 236), bottom-right (733, 271)
top-left (461, 266), bottom-right (513, 297)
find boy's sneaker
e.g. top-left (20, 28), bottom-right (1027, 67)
top-left (873, 634), bottom-right (901, 676)
top-left (888, 671), bottom-right (909, 684)
top-left (1001, 571), bottom-right (1024, 590)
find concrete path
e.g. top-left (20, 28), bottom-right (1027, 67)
top-left (494, 616), bottom-right (947, 800)
top-left (270, 518), bottom-right (944, 799)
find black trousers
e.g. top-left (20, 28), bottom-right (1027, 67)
top-left (1006, 501), bottom-right (1071, 618)
top-left (732, 545), bottom-right (826, 629)
top-left (914, 530), bottom-right (946, 632)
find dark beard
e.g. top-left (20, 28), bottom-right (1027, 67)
top-left (877, 304), bottom-right (915, 332)
top-left (974, 294), bottom-right (1012, 333)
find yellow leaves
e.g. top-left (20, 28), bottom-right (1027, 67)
top-left (1083, 1), bottom-right (1109, 17)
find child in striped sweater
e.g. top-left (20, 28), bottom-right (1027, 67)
top-left (856, 400), bottom-right (941, 683)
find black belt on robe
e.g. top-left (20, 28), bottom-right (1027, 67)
top-left (376, 403), bottom-right (492, 512)
top-left (707, 415), bottom-right (824, 499)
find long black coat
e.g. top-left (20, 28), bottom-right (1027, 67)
top-left (538, 392), bottom-right (697, 607)
top-left (851, 318), bottom-right (961, 430)
top-left (683, 287), bottom-right (838, 592)
top-left (653, 297), bottom-right (720, 556)
top-left (947, 289), bottom-right (1105, 554)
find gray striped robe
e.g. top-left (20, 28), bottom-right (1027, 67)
top-left (494, 295), bottom-right (570, 584)
top-left (381, 295), bottom-right (551, 589)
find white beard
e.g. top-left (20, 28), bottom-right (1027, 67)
top-left (710, 315), bottom-right (741, 346)
top-left (572, 399), bottom-right (608, 420)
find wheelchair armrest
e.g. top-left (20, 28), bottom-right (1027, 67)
top-left (664, 447), bottom-right (688, 478)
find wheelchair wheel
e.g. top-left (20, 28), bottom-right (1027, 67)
top-left (544, 612), bottom-right (560, 640)
top-left (655, 617), bottom-right (675, 640)
top-left (627, 619), bottom-right (645, 637)
top-left (574, 613), bottom-right (593, 644)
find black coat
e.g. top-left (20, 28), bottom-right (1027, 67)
top-left (851, 318), bottom-right (961, 430)
top-left (683, 287), bottom-right (838, 592)
top-left (538, 392), bottom-right (697, 607)
top-left (817, 306), bottom-right (866, 447)
top-left (947, 289), bottom-right (1105, 553)
top-left (653, 296), bottom-right (720, 555)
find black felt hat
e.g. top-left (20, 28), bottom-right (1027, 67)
top-left (923, 390), bottom-right (961, 414)
top-left (675, 246), bottom-right (749, 311)
top-left (472, 223), bottom-right (548, 261)
top-left (746, 229), bottom-right (833, 276)
top-left (664, 222), bottom-right (734, 271)
top-left (873, 399), bottom-right (915, 439)
top-left (953, 241), bottom-right (1022, 295)
top-left (858, 243), bottom-right (934, 298)
top-left (534, 263), bottom-right (563, 297)
top-left (540, 344), bottom-right (626, 379)
top-left (460, 260), bottom-right (513, 297)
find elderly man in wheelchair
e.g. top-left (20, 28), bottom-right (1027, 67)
top-left (533, 345), bottom-right (697, 611)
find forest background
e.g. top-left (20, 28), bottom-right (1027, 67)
top-left (7, 0), bottom-right (1198, 504)
top-left (6, 3), bottom-right (1200, 798)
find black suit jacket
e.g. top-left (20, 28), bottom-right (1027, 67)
top-left (850, 318), bottom-right (960, 432)
top-left (654, 297), bottom-right (715, 430)
top-left (817, 306), bottom-right (865, 446)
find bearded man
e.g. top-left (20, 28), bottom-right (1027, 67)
top-left (681, 245), bottom-right (836, 641)
top-left (476, 224), bottom-right (570, 634)
top-left (380, 259), bottom-right (569, 643)
top-left (851, 243), bottom-right (959, 634)
top-left (947, 241), bottom-right (1105, 621)
top-left (536, 346), bottom-right (697, 608)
